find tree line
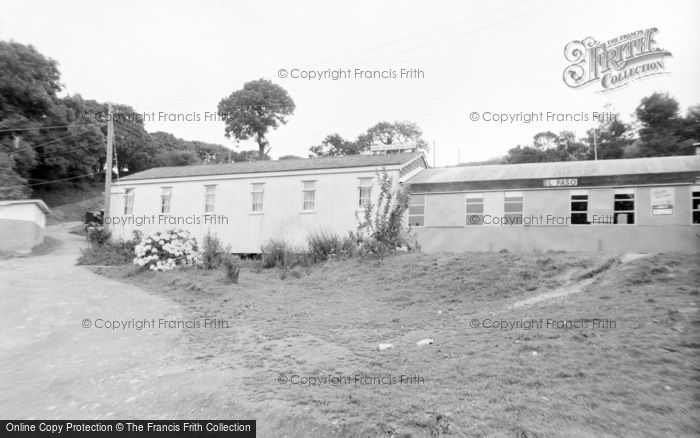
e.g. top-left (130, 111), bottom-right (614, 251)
top-left (1, 40), bottom-right (697, 201)
top-left (0, 41), bottom-right (259, 200)
top-left (500, 94), bottom-right (699, 165)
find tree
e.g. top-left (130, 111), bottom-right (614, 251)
top-left (308, 133), bottom-right (359, 157)
top-left (0, 152), bottom-right (30, 200)
top-left (505, 131), bottom-right (588, 164)
top-left (634, 92), bottom-right (695, 156)
top-left (356, 121), bottom-right (429, 153)
top-left (584, 114), bottom-right (631, 160)
top-left (218, 79), bottom-right (295, 159)
top-left (353, 170), bottom-right (414, 255)
top-left (0, 41), bottom-right (61, 125)
top-left (149, 131), bottom-right (232, 164)
top-left (309, 121), bottom-right (430, 157)
top-left (29, 95), bottom-right (106, 183)
top-left (0, 41), bottom-right (62, 193)
top-left (152, 150), bottom-right (198, 167)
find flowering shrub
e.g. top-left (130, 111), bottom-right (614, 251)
top-left (133, 229), bottom-right (201, 271)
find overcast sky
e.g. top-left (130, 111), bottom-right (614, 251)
top-left (1, 0), bottom-right (699, 166)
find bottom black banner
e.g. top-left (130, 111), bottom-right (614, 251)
top-left (2, 421), bottom-right (255, 438)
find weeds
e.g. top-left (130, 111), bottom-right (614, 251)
top-left (77, 230), bottom-right (141, 266)
top-left (223, 255), bottom-right (241, 284)
top-left (200, 232), bottom-right (230, 270)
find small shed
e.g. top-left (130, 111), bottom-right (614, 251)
top-left (0, 199), bottom-right (51, 254)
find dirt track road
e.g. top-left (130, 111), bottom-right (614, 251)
top-left (0, 223), bottom-right (233, 419)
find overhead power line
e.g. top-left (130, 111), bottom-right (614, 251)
top-left (0, 122), bottom-right (103, 134)
top-left (4, 171), bottom-right (103, 189)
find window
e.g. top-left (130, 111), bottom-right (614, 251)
top-left (251, 183), bottom-right (264, 212)
top-left (358, 178), bottom-right (373, 208)
top-left (613, 188), bottom-right (635, 224)
top-left (692, 186), bottom-right (700, 224)
top-left (409, 194), bottom-right (425, 227)
top-left (160, 187), bottom-right (172, 214)
top-left (204, 185), bottom-right (216, 213)
top-left (504, 191), bottom-right (523, 225)
top-left (570, 190), bottom-right (589, 225)
top-left (123, 189), bottom-right (134, 215)
top-left (465, 193), bottom-right (484, 225)
top-left (302, 181), bottom-right (316, 211)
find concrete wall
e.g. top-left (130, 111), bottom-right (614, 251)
top-left (415, 185), bottom-right (700, 253)
top-left (109, 168), bottom-right (402, 253)
top-left (0, 202), bottom-right (47, 254)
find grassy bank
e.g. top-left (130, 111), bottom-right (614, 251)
top-left (93, 252), bottom-right (700, 437)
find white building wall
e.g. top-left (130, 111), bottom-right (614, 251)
top-left (109, 167), bottom-right (402, 253)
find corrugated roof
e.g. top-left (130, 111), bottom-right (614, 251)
top-left (407, 156), bottom-right (700, 184)
top-left (119, 152), bottom-right (425, 182)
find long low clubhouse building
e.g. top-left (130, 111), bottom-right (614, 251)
top-left (109, 153), bottom-right (700, 253)
top-left (109, 153), bottom-right (427, 253)
top-left (406, 155), bottom-right (700, 253)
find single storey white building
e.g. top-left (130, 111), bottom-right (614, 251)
top-left (0, 199), bottom-right (51, 254)
top-left (108, 153), bottom-right (427, 252)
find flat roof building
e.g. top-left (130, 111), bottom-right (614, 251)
top-left (406, 155), bottom-right (700, 253)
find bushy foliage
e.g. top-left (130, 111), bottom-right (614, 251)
top-left (78, 230), bottom-right (141, 266)
top-left (307, 231), bottom-right (356, 263)
top-left (353, 170), bottom-right (415, 256)
top-left (261, 239), bottom-right (311, 269)
top-left (87, 227), bottom-right (112, 247)
top-left (222, 254), bottom-right (241, 283)
top-left (133, 229), bottom-right (201, 271)
top-left (200, 231), bottom-right (230, 270)
top-left (261, 239), bottom-right (288, 268)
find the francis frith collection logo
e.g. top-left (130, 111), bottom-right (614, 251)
top-left (563, 28), bottom-right (672, 92)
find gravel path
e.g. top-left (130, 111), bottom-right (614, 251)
top-left (0, 223), bottom-right (233, 419)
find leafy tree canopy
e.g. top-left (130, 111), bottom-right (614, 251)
top-left (218, 79), bottom-right (295, 159)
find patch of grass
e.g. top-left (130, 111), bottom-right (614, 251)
top-left (28, 236), bottom-right (63, 256)
top-left (92, 251), bottom-right (700, 437)
top-left (77, 242), bottom-right (134, 266)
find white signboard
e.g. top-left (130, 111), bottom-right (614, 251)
top-left (651, 187), bottom-right (674, 215)
top-left (543, 178), bottom-right (578, 187)
top-left (370, 142), bottom-right (416, 152)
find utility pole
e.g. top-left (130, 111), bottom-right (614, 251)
top-left (104, 104), bottom-right (114, 231)
top-left (8, 134), bottom-right (20, 170)
top-left (592, 129), bottom-right (598, 161)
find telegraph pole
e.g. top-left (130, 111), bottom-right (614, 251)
top-left (103, 104), bottom-right (114, 231)
top-left (593, 129), bottom-right (598, 161)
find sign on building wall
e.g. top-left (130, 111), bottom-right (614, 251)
top-left (651, 187), bottom-right (674, 215)
top-left (543, 178), bottom-right (578, 187)
top-left (370, 142), bottom-right (416, 152)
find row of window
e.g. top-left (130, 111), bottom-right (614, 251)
top-left (123, 186), bottom-right (700, 224)
top-left (122, 178), bottom-right (376, 215)
top-left (408, 187), bottom-right (700, 226)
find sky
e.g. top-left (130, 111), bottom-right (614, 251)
top-left (1, 0), bottom-right (699, 166)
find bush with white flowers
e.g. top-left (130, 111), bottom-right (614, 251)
top-left (133, 229), bottom-right (202, 271)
